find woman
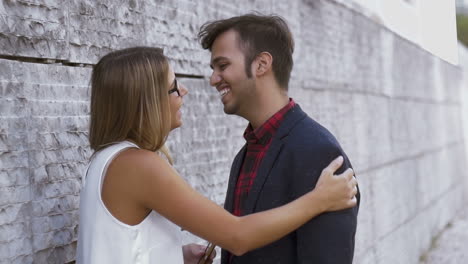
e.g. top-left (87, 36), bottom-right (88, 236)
top-left (76, 47), bottom-right (357, 264)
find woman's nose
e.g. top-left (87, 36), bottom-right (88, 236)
top-left (179, 84), bottom-right (188, 97)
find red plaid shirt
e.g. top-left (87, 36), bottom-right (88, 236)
top-left (232, 99), bottom-right (296, 216)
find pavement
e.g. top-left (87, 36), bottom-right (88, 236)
top-left (420, 206), bottom-right (468, 264)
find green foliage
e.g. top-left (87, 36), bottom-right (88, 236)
top-left (457, 14), bottom-right (468, 47)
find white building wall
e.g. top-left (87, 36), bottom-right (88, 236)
top-left (459, 43), bottom-right (468, 202)
top-left (335, 0), bottom-right (458, 65)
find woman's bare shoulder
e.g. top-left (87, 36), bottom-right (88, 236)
top-left (107, 147), bottom-right (174, 183)
top-left (116, 148), bottom-right (168, 166)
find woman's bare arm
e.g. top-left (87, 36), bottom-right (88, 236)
top-left (106, 149), bottom-right (357, 256)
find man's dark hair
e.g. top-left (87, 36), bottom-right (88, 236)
top-left (198, 13), bottom-right (294, 90)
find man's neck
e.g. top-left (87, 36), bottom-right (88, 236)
top-left (246, 93), bottom-right (290, 130)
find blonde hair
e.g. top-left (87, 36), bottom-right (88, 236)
top-left (89, 47), bottom-right (173, 163)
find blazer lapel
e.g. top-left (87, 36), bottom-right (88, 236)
top-left (243, 104), bottom-right (307, 215)
top-left (224, 145), bottom-right (247, 212)
top-left (243, 140), bottom-right (284, 214)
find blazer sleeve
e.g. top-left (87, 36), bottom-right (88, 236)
top-left (290, 145), bottom-right (360, 264)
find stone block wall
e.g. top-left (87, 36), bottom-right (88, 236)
top-left (0, 0), bottom-right (466, 263)
top-left (459, 42), bottom-right (468, 203)
top-left (0, 59), bottom-right (91, 263)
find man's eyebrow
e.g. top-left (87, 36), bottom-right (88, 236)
top-left (210, 56), bottom-right (228, 69)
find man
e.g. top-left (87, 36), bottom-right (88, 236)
top-left (198, 13), bottom-right (360, 263)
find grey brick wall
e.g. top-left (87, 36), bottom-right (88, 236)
top-left (0, 0), bottom-right (466, 263)
top-left (459, 42), bottom-right (468, 204)
top-left (0, 59), bottom-right (91, 263)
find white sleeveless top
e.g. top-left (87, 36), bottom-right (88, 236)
top-left (76, 141), bottom-right (183, 264)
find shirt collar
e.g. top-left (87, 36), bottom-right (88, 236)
top-left (243, 98), bottom-right (296, 145)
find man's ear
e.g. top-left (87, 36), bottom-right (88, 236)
top-left (254, 52), bottom-right (273, 76)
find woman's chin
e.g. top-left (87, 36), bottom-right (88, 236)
top-left (170, 121), bottom-right (182, 131)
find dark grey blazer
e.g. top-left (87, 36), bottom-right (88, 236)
top-left (221, 105), bottom-right (360, 264)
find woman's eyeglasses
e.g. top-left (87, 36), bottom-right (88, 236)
top-left (168, 78), bottom-right (181, 96)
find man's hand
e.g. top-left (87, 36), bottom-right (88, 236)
top-left (182, 243), bottom-right (216, 264)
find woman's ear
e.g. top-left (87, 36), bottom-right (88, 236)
top-left (254, 52), bottom-right (273, 76)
